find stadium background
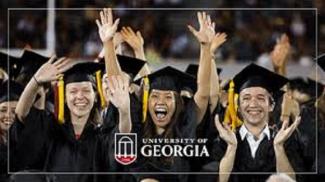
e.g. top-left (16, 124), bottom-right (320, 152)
top-left (0, 0), bottom-right (324, 80)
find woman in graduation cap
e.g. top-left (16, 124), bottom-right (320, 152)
top-left (0, 80), bottom-right (24, 182)
top-left (213, 63), bottom-right (306, 182)
top-left (110, 11), bottom-right (217, 182)
top-left (10, 56), bottom-right (132, 181)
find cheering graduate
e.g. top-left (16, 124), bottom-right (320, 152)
top-left (9, 55), bottom-right (132, 181)
top-left (125, 11), bottom-right (221, 182)
top-left (0, 81), bottom-right (24, 182)
top-left (213, 63), bottom-right (306, 182)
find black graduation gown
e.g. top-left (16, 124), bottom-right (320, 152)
top-left (298, 99), bottom-right (317, 172)
top-left (99, 93), bottom-right (141, 182)
top-left (209, 127), bottom-right (306, 182)
top-left (132, 99), bottom-right (198, 182)
top-left (0, 142), bottom-right (9, 182)
top-left (9, 107), bottom-right (115, 182)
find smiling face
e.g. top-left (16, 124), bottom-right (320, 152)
top-left (239, 87), bottom-right (273, 126)
top-left (148, 89), bottom-right (176, 129)
top-left (66, 82), bottom-right (95, 118)
top-left (0, 101), bottom-right (18, 132)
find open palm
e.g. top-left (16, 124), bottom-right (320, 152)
top-left (96, 8), bottom-right (120, 42)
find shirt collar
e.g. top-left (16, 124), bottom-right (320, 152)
top-left (239, 124), bottom-right (271, 141)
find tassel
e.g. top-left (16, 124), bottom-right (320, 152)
top-left (54, 84), bottom-right (58, 121)
top-left (224, 80), bottom-right (242, 131)
top-left (57, 76), bottom-right (65, 124)
top-left (234, 93), bottom-right (243, 127)
top-left (142, 76), bottom-right (150, 123)
top-left (96, 70), bottom-right (107, 108)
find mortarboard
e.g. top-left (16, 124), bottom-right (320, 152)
top-left (136, 66), bottom-right (197, 93)
top-left (316, 53), bottom-right (325, 72)
top-left (0, 52), bottom-right (21, 80)
top-left (15, 49), bottom-right (49, 86)
top-left (18, 49), bottom-right (49, 75)
top-left (63, 61), bottom-right (104, 84)
top-left (185, 64), bottom-right (222, 78)
top-left (98, 55), bottom-right (146, 77)
top-left (0, 80), bottom-right (24, 103)
top-left (288, 78), bottom-right (323, 98)
top-left (232, 63), bottom-right (288, 94)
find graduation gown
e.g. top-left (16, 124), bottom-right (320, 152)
top-left (132, 99), bottom-right (198, 182)
top-left (209, 127), bottom-right (306, 182)
top-left (0, 142), bottom-right (9, 182)
top-left (9, 107), bottom-right (116, 182)
top-left (99, 93), bottom-right (141, 182)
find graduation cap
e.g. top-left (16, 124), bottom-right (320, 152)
top-left (0, 80), bottom-right (24, 103)
top-left (19, 49), bottom-right (49, 75)
top-left (98, 55), bottom-right (146, 77)
top-left (136, 66), bottom-right (197, 93)
top-left (185, 64), bottom-right (222, 78)
top-left (0, 52), bottom-right (21, 80)
top-left (63, 61), bottom-right (103, 84)
top-left (15, 49), bottom-right (49, 86)
top-left (135, 66), bottom-right (196, 122)
top-left (288, 77), bottom-right (323, 98)
top-left (316, 53), bottom-right (325, 72)
top-left (55, 61), bottom-right (104, 124)
top-left (232, 63), bottom-right (288, 94)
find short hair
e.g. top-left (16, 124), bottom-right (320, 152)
top-left (266, 173), bottom-right (296, 182)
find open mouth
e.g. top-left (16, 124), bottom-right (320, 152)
top-left (154, 107), bottom-right (168, 120)
top-left (247, 109), bottom-right (262, 115)
top-left (74, 102), bottom-right (88, 108)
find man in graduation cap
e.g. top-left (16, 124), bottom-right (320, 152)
top-left (214, 63), bottom-right (305, 182)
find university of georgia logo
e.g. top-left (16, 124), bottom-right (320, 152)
top-left (114, 133), bottom-right (137, 165)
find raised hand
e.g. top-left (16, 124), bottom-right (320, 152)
top-left (188, 12), bottom-right (215, 44)
top-left (34, 56), bottom-right (71, 84)
top-left (210, 32), bottom-right (227, 55)
top-left (270, 34), bottom-right (290, 69)
top-left (105, 75), bottom-right (130, 112)
top-left (274, 116), bottom-right (301, 146)
top-left (215, 115), bottom-right (237, 146)
top-left (96, 8), bottom-right (120, 43)
top-left (121, 26), bottom-right (144, 52)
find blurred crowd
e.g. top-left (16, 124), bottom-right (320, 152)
top-left (0, 0), bottom-right (324, 64)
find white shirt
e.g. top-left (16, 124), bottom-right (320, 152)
top-left (239, 124), bottom-right (271, 158)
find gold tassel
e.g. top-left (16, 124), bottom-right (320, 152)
top-left (96, 71), bottom-right (106, 108)
top-left (224, 80), bottom-right (242, 131)
top-left (58, 76), bottom-right (65, 124)
top-left (142, 76), bottom-right (150, 123)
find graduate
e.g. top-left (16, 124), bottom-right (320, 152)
top-left (213, 63), bottom-right (306, 182)
top-left (0, 52), bottom-right (24, 182)
top-left (121, 11), bottom-right (220, 182)
top-left (10, 55), bottom-right (132, 181)
top-left (0, 81), bottom-right (24, 182)
top-left (131, 66), bottom-right (198, 182)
